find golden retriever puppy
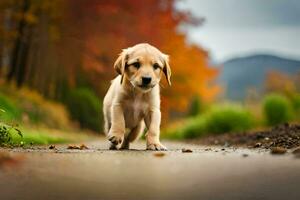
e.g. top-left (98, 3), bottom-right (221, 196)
top-left (103, 43), bottom-right (171, 150)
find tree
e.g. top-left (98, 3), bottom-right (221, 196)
top-left (65, 0), bottom-right (219, 121)
top-left (0, 0), bottom-right (220, 123)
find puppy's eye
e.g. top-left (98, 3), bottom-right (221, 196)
top-left (132, 62), bottom-right (140, 69)
top-left (153, 63), bottom-right (160, 70)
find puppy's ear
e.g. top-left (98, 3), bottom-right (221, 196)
top-left (162, 54), bottom-right (171, 86)
top-left (114, 48), bottom-right (129, 84)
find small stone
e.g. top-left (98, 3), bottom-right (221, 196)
top-left (214, 140), bottom-right (219, 145)
top-left (49, 145), bottom-right (56, 150)
top-left (182, 148), bottom-right (193, 153)
top-left (223, 142), bottom-right (230, 147)
top-left (242, 154), bottom-right (249, 157)
top-left (254, 142), bottom-right (262, 148)
top-left (270, 147), bottom-right (287, 154)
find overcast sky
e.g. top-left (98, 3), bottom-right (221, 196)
top-left (177, 0), bottom-right (300, 62)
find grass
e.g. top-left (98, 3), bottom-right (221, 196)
top-left (163, 104), bottom-right (255, 140)
top-left (205, 105), bottom-right (254, 134)
top-left (0, 93), bottom-right (21, 121)
top-left (163, 117), bottom-right (207, 139)
top-left (1, 125), bottom-right (97, 147)
top-left (0, 86), bottom-right (90, 146)
top-left (0, 86), bottom-right (71, 129)
top-left (11, 128), bottom-right (68, 146)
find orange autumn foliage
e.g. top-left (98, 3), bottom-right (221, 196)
top-left (64, 0), bottom-right (220, 120)
top-left (265, 70), bottom-right (300, 96)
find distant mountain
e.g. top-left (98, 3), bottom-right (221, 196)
top-left (218, 54), bottom-right (300, 100)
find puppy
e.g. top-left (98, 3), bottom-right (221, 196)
top-left (103, 43), bottom-right (171, 150)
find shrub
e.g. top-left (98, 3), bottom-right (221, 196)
top-left (164, 104), bottom-right (254, 139)
top-left (0, 93), bottom-right (21, 121)
top-left (0, 123), bottom-right (22, 146)
top-left (16, 88), bottom-right (71, 129)
top-left (188, 96), bottom-right (203, 116)
top-left (263, 94), bottom-right (292, 126)
top-left (66, 88), bottom-right (102, 132)
top-left (205, 105), bottom-right (254, 134)
top-left (164, 116), bottom-right (207, 139)
top-left (179, 116), bottom-right (207, 138)
top-left (291, 93), bottom-right (300, 115)
top-left (0, 86), bottom-right (72, 129)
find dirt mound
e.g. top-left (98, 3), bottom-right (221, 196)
top-left (196, 123), bottom-right (300, 149)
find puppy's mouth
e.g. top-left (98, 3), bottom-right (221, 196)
top-left (130, 80), bottom-right (156, 91)
top-left (138, 84), bottom-right (155, 90)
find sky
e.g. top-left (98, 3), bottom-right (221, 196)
top-left (176, 0), bottom-right (300, 62)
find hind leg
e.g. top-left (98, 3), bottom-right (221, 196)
top-left (120, 121), bottom-right (144, 150)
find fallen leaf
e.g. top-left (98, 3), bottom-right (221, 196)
top-left (80, 144), bottom-right (89, 150)
top-left (153, 152), bottom-right (166, 157)
top-left (0, 152), bottom-right (23, 168)
top-left (67, 145), bottom-right (80, 150)
top-left (182, 148), bottom-right (193, 153)
top-left (270, 147), bottom-right (287, 155)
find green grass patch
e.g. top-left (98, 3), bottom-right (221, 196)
top-left (164, 117), bottom-right (207, 139)
top-left (11, 128), bottom-right (69, 146)
top-left (205, 105), bottom-right (254, 134)
top-left (163, 104), bottom-right (255, 139)
top-left (0, 93), bottom-right (21, 121)
top-left (1, 124), bottom-right (95, 147)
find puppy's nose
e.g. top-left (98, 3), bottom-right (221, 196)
top-left (142, 76), bottom-right (152, 85)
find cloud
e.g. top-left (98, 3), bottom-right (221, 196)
top-left (188, 27), bottom-right (300, 62)
top-left (177, 0), bottom-right (300, 62)
top-left (177, 0), bottom-right (300, 28)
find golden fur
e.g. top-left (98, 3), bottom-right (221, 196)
top-left (103, 43), bottom-right (171, 150)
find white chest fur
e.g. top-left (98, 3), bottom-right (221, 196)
top-left (123, 93), bottom-right (149, 128)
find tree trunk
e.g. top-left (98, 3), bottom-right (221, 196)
top-left (16, 25), bottom-right (32, 87)
top-left (7, 0), bottom-right (30, 83)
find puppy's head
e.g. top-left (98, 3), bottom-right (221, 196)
top-left (114, 43), bottom-right (171, 93)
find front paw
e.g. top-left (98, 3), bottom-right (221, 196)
top-left (108, 133), bottom-right (123, 145)
top-left (147, 142), bottom-right (167, 151)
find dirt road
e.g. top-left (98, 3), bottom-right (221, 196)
top-left (1, 139), bottom-right (300, 200)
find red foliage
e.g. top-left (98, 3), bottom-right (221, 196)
top-left (63, 0), bottom-right (219, 120)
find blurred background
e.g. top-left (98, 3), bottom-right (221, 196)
top-left (0, 0), bottom-right (299, 145)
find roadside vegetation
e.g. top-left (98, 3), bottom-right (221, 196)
top-left (164, 92), bottom-right (300, 140)
top-left (163, 70), bottom-right (300, 140)
top-left (0, 85), bottom-right (97, 147)
top-left (263, 94), bottom-right (293, 126)
top-left (164, 103), bottom-right (255, 139)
